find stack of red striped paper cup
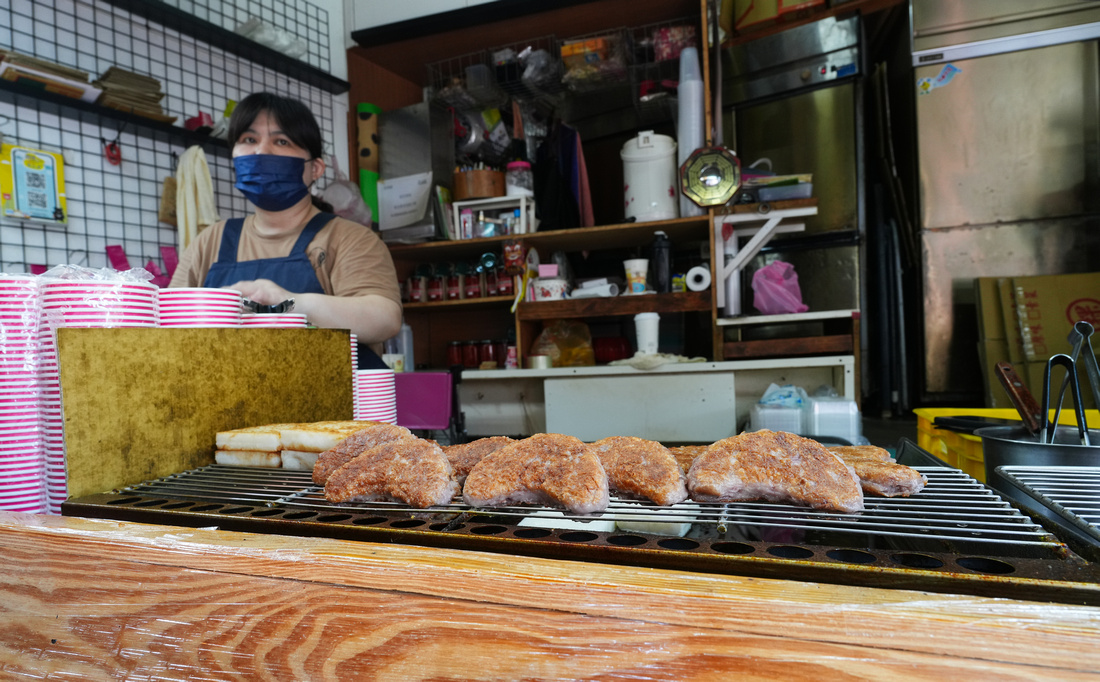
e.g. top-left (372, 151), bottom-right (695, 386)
top-left (38, 278), bottom-right (159, 512)
top-left (353, 369), bottom-right (396, 423)
top-left (0, 276), bottom-right (46, 513)
top-left (158, 288), bottom-right (243, 327)
top-left (240, 312), bottom-right (308, 328)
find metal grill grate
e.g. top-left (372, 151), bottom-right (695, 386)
top-left (116, 465), bottom-right (1057, 552)
top-left (64, 461), bottom-right (1100, 603)
top-left (998, 466), bottom-right (1100, 545)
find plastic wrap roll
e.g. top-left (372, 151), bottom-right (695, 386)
top-left (570, 283), bottom-right (620, 299)
top-left (686, 265), bottom-right (711, 292)
top-left (677, 48), bottom-right (705, 218)
top-left (357, 103), bottom-right (381, 224)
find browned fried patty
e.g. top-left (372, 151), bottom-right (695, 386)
top-left (443, 436), bottom-right (515, 483)
top-left (829, 445), bottom-right (893, 462)
top-left (312, 423), bottom-right (416, 485)
top-left (589, 436), bottom-right (688, 506)
top-left (324, 438), bottom-right (458, 508)
top-left (668, 445), bottom-right (709, 474)
top-left (687, 429), bottom-right (863, 513)
top-left (828, 445), bottom-right (927, 497)
top-left (845, 459), bottom-right (927, 497)
top-left (462, 433), bottom-right (609, 514)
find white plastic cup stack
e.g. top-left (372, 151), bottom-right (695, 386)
top-left (157, 287), bottom-right (243, 327)
top-left (0, 275), bottom-right (46, 513)
top-left (353, 369), bottom-right (396, 423)
top-left (634, 312), bottom-right (660, 355)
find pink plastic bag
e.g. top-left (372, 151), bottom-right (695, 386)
top-left (751, 260), bottom-right (808, 315)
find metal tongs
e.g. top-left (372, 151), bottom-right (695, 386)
top-left (241, 297), bottom-right (295, 314)
top-left (1053, 321), bottom-right (1100, 438)
top-left (1043, 353), bottom-right (1090, 446)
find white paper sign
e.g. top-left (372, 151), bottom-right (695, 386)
top-left (378, 171), bottom-right (433, 231)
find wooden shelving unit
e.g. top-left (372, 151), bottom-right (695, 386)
top-left (362, 0), bottom-right (898, 372)
top-left (721, 0), bottom-right (906, 47)
top-left (387, 215), bottom-right (711, 262)
top-left (517, 291), bottom-right (710, 321)
top-left (403, 295), bottom-right (515, 312)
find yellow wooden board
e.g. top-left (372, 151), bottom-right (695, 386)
top-left (56, 327), bottom-right (354, 499)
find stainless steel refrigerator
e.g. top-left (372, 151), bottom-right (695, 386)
top-left (910, 0), bottom-right (1100, 399)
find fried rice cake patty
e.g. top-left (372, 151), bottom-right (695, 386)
top-left (687, 429), bottom-right (864, 513)
top-left (324, 438), bottom-right (458, 508)
top-left (312, 423), bottom-right (416, 485)
top-left (829, 445), bottom-right (893, 462)
top-left (443, 436), bottom-right (515, 483)
top-left (589, 436), bottom-right (688, 506)
top-left (668, 445), bottom-right (709, 474)
top-left (844, 458), bottom-right (928, 497)
top-left (462, 433), bottom-right (610, 514)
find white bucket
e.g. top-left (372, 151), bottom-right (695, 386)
top-left (621, 131), bottom-right (679, 222)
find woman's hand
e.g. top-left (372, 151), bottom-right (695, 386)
top-left (226, 279), bottom-right (402, 343)
top-left (226, 279), bottom-right (292, 306)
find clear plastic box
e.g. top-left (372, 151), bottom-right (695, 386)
top-left (749, 403), bottom-right (804, 434)
top-left (803, 396), bottom-right (861, 444)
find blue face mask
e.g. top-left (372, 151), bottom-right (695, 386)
top-left (233, 154), bottom-right (310, 211)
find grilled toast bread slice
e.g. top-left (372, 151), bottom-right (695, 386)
top-left (214, 450), bottom-right (281, 467)
top-left (215, 423), bottom-right (303, 452)
top-left (278, 420), bottom-right (387, 453)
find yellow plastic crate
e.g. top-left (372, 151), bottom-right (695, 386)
top-left (914, 407), bottom-right (1100, 482)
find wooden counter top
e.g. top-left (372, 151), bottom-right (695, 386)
top-left (2, 511), bottom-right (1099, 679)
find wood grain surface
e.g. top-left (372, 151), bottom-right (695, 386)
top-left (2, 511), bottom-right (1099, 680)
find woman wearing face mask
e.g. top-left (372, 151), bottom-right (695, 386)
top-left (169, 92), bottom-right (402, 369)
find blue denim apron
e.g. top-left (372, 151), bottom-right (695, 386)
top-left (204, 212), bottom-right (387, 369)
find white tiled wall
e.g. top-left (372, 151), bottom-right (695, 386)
top-left (0, 0), bottom-right (344, 276)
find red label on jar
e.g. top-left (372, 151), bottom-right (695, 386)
top-left (447, 274), bottom-right (462, 300)
top-left (464, 277), bottom-right (482, 299)
top-left (408, 277), bottom-right (423, 302)
top-left (427, 276), bottom-right (443, 301)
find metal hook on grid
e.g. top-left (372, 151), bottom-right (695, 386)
top-left (67, 251), bottom-right (88, 267)
top-left (170, 150), bottom-right (179, 173)
top-left (101, 120), bottom-right (128, 166)
top-left (0, 113), bottom-right (12, 145)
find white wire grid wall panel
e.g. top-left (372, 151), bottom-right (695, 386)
top-left (0, 0), bottom-right (338, 274)
top-left (158, 0), bottom-right (332, 74)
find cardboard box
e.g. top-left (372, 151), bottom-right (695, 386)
top-left (974, 277), bottom-right (1006, 340)
top-left (977, 338), bottom-right (1013, 409)
top-left (57, 327), bottom-right (354, 499)
top-left (733, 0), bottom-right (779, 29)
top-left (1013, 271), bottom-right (1100, 362)
top-left (998, 277), bottom-right (1026, 364)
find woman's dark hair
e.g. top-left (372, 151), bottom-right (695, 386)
top-left (228, 92), bottom-right (324, 158)
top-left (228, 92), bottom-right (333, 211)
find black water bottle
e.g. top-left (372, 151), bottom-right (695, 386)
top-left (650, 230), bottom-right (671, 293)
